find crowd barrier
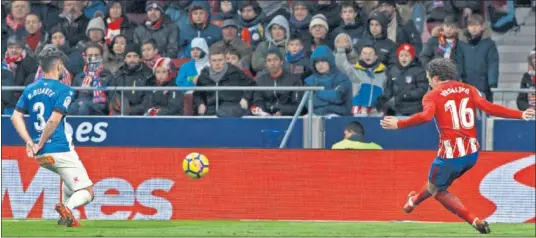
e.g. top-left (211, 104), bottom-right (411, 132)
top-left (2, 116), bottom-right (534, 151)
top-left (1, 147), bottom-right (534, 223)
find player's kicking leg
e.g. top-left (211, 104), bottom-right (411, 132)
top-left (402, 153), bottom-right (490, 234)
top-left (56, 186), bottom-right (94, 227)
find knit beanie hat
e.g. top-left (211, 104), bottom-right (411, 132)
top-left (86, 16), bottom-right (106, 37)
top-left (266, 47), bottom-right (283, 60)
top-left (125, 43), bottom-right (141, 56)
top-left (396, 43), bottom-right (416, 59)
top-left (309, 14), bottom-right (329, 31)
top-left (146, 0), bottom-right (165, 13)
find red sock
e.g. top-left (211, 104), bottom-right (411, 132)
top-left (412, 184), bottom-right (432, 206)
top-left (435, 191), bottom-right (478, 224)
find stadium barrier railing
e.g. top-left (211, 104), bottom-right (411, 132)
top-left (1, 86), bottom-right (324, 149)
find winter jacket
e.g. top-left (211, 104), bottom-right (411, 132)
top-left (516, 72), bottom-right (536, 111)
top-left (305, 45), bottom-right (352, 116)
top-left (71, 68), bottom-right (113, 101)
top-left (24, 30), bottom-right (48, 58)
top-left (335, 47), bottom-right (387, 112)
top-left (450, 0), bottom-right (482, 13)
top-left (176, 37), bottom-right (210, 91)
top-left (30, 1), bottom-right (61, 32)
top-left (419, 25), bottom-right (460, 66)
top-left (286, 50), bottom-right (313, 82)
top-left (179, 1), bottom-right (222, 58)
top-left (13, 55), bottom-right (38, 87)
top-left (84, 0), bottom-right (107, 19)
top-left (424, 0), bottom-right (455, 22)
top-left (289, 13), bottom-right (313, 56)
top-left (455, 28), bottom-right (499, 99)
top-left (110, 63), bottom-right (155, 115)
top-left (194, 64), bottom-right (256, 116)
top-left (331, 22), bottom-right (366, 47)
top-left (252, 15), bottom-right (290, 73)
top-left (54, 14), bottom-right (90, 48)
top-left (239, 11), bottom-right (266, 50)
top-left (165, 1), bottom-right (193, 39)
top-left (58, 43), bottom-right (85, 76)
top-left (378, 60), bottom-right (428, 116)
top-left (1, 67), bottom-right (16, 111)
top-left (133, 15), bottom-right (179, 58)
top-left (258, 1), bottom-right (289, 24)
top-left (358, 12), bottom-right (397, 69)
top-left (253, 69), bottom-right (303, 115)
top-left (313, 2), bottom-right (340, 33)
top-left (391, 10), bottom-right (423, 55)
top-left (148, 79), bottom-right (184, 116)
top-left (102, 51), bottom-right (124, 76)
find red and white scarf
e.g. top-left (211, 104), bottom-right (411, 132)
top-left (105, 17), bottom-right (123, 45)
top-left (3, 50), bottom-right (26, 72)
top-left (5, 14), bottom-right (24, 32)
top-left (82, 64), bottom-right (107, 104)
top-left (33, 66), bottom-right (73, 86)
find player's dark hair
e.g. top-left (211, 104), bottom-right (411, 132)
top-left (38, 44), bottom-right (67, 73)
top-left (426, 58), bottom-right (457, 81)
top-left (340, 1), bottom-right (358, 13)
top-left (142, 38), bottom-right (158, 50)
top-left (346, 121), bottom-right (365, 136)
top-left (84, 42), bottom-right (103, 55)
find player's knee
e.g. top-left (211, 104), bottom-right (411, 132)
top-left (427, 183), bottom-right (442, 195)
top-left (78, 186), bottom-right (95, 202)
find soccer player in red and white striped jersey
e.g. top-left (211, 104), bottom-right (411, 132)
top-left (381, 58), bottom-right (535, 234)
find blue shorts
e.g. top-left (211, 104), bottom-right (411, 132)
top-left (428, 152), bottom-right (479, 191)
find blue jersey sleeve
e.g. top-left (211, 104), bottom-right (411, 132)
top-left (54, 89), bottom-right (74, 114)
top-left (15, 90), bottom-right (28, 113)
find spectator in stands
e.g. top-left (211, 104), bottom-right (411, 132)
top-left (285, 34), bottom-right (312, 82)
top-left (179, 1), bottom-right (222, 58)
top-left (176, 38), bottom-right (210, 93)
top-left (331, 2), bottom-right (365, 47)
top-left (30, 0), bottom-right (61, 32)
top-left (226, 47), bottom-right (254, 79)
top-left (238, 0), bottom-right (265, 49)
top-left (141, 39), bottom-right (162, 70)
top-left (331, 120), bottom-right (383, 150)
top-left (419, 15), bottom-right (459, 66)
top-left (146, 57), bottom-right (184, 116)
top-left (5, 0), bottom-right (30, 38)
top-left (517, 47), bottom-right (536, 111)
top-left (212, 0), bottom-right (239, 24)
top-left (333, 32), bottom-right (360, 64)
top-left (194, 47), bottom-right (256, 117)
top-left (134, 1), bottom-right (179, 58)
top-left (308, 14), bottom-right (333, 55)
top-left (258, 1), bottom-right (289, 24)
top-left (289, 1), bottom-right (313, 56)
top-left (109, 43), bottom-right (154, 115)
top-left (76, 15), bottom-right (106, 51)
top-left (377, 0), bottom-right (423, 55)
top-left (1, 63), bottom-right (16, 113)
top-left (24, 13), bottom-right (48, 57)
top-left (449, 0), bottom-right (482, 28)
top-left (3, 35), bottom-right (38, 87)
top-left (48, 26), bottom-right (84, 75)
top-left (211, 19), bottom-right (251, 68)
top-left (455, 14), bottom-right (499, 102)
top-left (305, 45), bottom-right (352, 117)
top-left (165, 0), bottom-right (192, 38)
top-left (103, 34), bottom-right (126, 76)
top-left (354, 0), bottom-right (378, 23)
top-left (252, 15), bottom-right (289, 74)
top-left (335, 40), bottom-right (386, 116)
top-left (377, 43), bottom-right (428, 116)
top-left (424, 0), bottom-right (453, 27)
top-left (252, 48), bottom-right (302, 116)
top-left (315, 0), bottom-right (341, 32)
top-left (83, 0), bottom-right (106, 19)
top-left (104, 0), bottom-right (135, 45)
top-left (358, 11), bottom-right (397, 69)
top-left (69, 43), bottom-right (111, 115)
top-left (56, 0), bottom-right (90, 48)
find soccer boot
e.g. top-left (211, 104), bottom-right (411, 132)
top-left (57, 217), bottom-right (66, 226)
top-left (402, 191), bottom-right (417, 214)
top-left (55, 203), bottom-right (80, 227)
top-left (472, 219), bottom-right (491, 234)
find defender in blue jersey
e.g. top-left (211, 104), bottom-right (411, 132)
top-left (11, 45), bottom-right (93, 227)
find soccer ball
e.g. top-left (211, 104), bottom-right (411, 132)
top-left (183, 152), bottom-right (209, 179)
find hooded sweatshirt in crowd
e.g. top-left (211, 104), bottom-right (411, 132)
top-left (357, 11), bottom-right (397, 69)
top-left (179, 1), bottom-right (222, 58)
top-left (305, 45), bottom-right (352, 116)
top-left (252, 15), bottom-right (290, 73)
top-left (176, 37), bottom-right (209, 93)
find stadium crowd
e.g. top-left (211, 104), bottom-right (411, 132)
top-left (1, 0), bottom-right (534, 117)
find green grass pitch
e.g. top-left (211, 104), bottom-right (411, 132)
top-left (2, 220), bottom-right (535, 237)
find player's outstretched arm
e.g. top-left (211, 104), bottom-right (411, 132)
top-left (34, 111), bottom-right (63, 153)
top-left (397, 93), bottom-right (436, 129)
top-left (471, 87), bottom-right (530, 120)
